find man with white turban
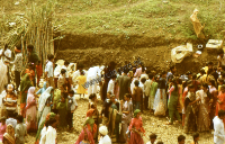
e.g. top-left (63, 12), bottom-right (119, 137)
top-left (99, 126), bottom-right (111, 144)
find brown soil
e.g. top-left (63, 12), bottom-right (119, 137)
top-left (54, 33), bottom-right (217, 73)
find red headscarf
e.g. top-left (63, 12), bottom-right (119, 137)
top-left (86, 109), bottom-right (95, 117)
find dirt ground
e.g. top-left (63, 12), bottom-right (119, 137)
top-left (24, 92), bottom-right (215, 144)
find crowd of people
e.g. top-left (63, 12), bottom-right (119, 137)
top-left (0, 43), bottom-right (225, 144)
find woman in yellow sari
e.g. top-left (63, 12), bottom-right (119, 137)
top-left (76, 71), bottom-right (87, 99)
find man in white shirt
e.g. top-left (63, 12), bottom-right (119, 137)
top-left (107, 75), bottom-right (117, 95)
top-left (99, 126), bottom-right (111, 144)
top-left (213, 110), bottom-right (225, 144)
top-left (45, 54), bottom-right (55, 88)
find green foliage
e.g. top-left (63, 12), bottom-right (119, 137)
top-left (1, 0), bottom-right (225, 42)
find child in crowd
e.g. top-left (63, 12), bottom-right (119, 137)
top-left (15, 115), bottom-right (27, 144)
top-left (36, 60), bottom-right (43, 88)
top-left (132, 80), bottom-right (143, 112)
top-left (191, 133), bottom-right (199, 144)
top-left (67, 90), bottom-right (78, 131)
top-left (146, 133), bottom-right (157, 144)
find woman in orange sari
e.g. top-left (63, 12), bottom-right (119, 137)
top-left (216, 85), bottom-right (225, 128)
top-left (75, 109), bottom-right (97, 144)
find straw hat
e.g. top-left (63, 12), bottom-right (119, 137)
top-left (99, 126), bottom-right (108, 136)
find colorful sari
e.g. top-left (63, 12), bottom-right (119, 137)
top-left (26, 87), bottom-right (37, 132)
top-left (216, 92), bottom-right (225, 128)
top-left (128, 110), bottom-right (145, 144)
top-left (75, 109), bottom-right (96, 144)
top-left (38, 87), bottom-right (53, 127)
top-left (196, 90), bottom-right (210, 132)
top-left (36, 82), bottom-right (47, 96)
top-left (20, 74), bottom-right (32, 118)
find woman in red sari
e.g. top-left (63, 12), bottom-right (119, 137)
top-left (128, 109), bottom-right (145, 144)
top-left (75, 109), bottom-right (97, 144)
top-left (216, 85), bottom-right (225, 128)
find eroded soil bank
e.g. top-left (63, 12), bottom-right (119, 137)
top-left (54, 33), bottom-right (217, 73)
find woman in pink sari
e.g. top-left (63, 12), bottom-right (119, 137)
top-left (75, 109), bottom-right (96, 144)
top-left (26, 87), bottom-right (37, 132)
